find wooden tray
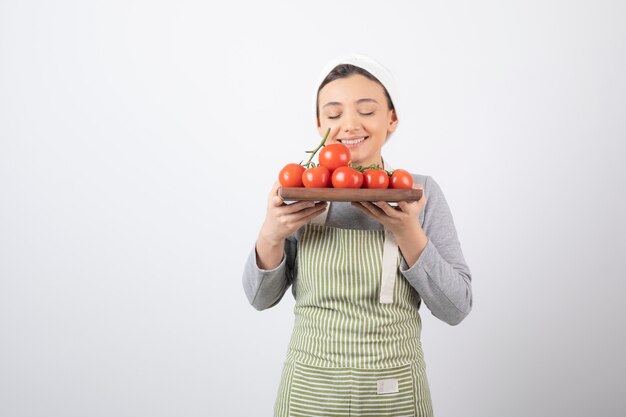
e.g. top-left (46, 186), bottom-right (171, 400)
top-left (278, 187), bottom-right (422, 202)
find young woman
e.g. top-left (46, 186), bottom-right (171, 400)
top-left (243, 53), bottom-right (473, 417)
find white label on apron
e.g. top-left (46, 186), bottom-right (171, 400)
top-left (376, 378), bottom-right (399, 395)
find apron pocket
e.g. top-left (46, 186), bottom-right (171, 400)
top-left (288, 361), bottom-right (416, 417)
top-left (350, 363), bottom-right (416, 417)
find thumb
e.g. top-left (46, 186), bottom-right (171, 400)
top-left (269, 182), bottom-right (284, 207)
top-left (413, 184), bottom-right (426, 204)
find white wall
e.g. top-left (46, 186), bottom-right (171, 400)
top-left (1, 1), bottom-right (624, 416)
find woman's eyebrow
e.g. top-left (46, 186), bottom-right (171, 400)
top-left (322, 98), bottom-right (378, 108)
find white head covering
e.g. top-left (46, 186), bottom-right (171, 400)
top-left (314, 53), bottom-right (399, 127)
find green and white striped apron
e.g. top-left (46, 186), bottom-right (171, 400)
top-left (274, 222), bottom-right (433, 417)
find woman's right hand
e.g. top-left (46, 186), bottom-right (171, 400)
top-left (255, 182), bottom-right (327, 269)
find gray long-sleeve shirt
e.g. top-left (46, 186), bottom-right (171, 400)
top-left (242, 174), bottom-right (473, 326)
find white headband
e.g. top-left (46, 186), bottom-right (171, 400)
top-left (314, 53), bottom-right (399, 125)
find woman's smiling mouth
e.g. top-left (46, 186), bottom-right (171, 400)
top-left (338, 136), bottom-right (368, 146)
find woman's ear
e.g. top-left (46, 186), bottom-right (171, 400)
top-left (387, 109), bottom-right (398, 133)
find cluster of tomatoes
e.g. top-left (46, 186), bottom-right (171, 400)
top-left (278, 142), bottom-right (413, 190)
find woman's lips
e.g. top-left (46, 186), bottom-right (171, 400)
top-left (338, 136), bottom-right (368, 147)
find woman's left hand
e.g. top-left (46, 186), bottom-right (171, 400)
top-left (351, 184), bottom-right (427, 239)
top-left (352, 184), bottom-right (429, 267)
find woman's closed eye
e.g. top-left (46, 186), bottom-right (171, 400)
top-left (326, 111), bottom-right (375, 120)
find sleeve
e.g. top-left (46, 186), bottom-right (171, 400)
top-left (400, 175), bottom-right (473, 325)
top-left (242, 235), bottom-right (298, 311)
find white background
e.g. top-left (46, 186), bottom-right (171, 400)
top-left (1, 1), bottom-right (625, 416)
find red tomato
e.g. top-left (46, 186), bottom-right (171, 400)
top-left (331, 166), bottom-right (364, 189)
top-left (302, 166), bottom-right (331, 188)
top-left (389, 169), bottom-right (414, 189)
top-left (278, 163), bottom-right (305, 187)
top-left (362, 169), bottom-right (390, 189)
top-left (318, 143), bottom-right (351, 172)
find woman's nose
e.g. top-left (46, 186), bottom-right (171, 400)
top-left (343, 113), bottom-right (361, 132)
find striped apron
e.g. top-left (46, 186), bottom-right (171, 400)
top-left (274, 222), bottom-right (434, 417)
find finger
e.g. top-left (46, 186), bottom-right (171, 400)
top-left (374, 201), bottom-right (401, 218)
top-left (358, 201), bottom-right (385, 219)
top-left (351, 201), bottom-right (368, 214)
top-left (412, 184), bottom-right (426, 201)
top-left (306, 205), bottom-right (330, 221)
top-left (291, 205), bottom-right (329, 228)
top-left (268, 182), bottom-right (283, 207)
top-left (270, 194), bottom-right (285, 208)
top-left (397, 201), bottom-right (413, 211)
top-left (281, 200), bottom-right (322, 214)
top-left (280, 202), bottom-right (326, 221)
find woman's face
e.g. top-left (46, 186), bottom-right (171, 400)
top-left (317, 74), bottom-right (398, 167)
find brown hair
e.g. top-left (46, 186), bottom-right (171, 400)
top-left (316, 64), bottom-right (395, 120)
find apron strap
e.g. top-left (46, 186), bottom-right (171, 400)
top-left (379, 156), bottom-right (399, 303)
top-left (380, 227), bottom-right (398, 304)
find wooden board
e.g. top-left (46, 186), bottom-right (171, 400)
top-left (278, 187), bottom-right (422, 202)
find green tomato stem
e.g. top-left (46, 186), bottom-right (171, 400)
top-left (304, 127), bottom-right (331, 167)
top-left (350, 163), bottom-right (385, 173)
